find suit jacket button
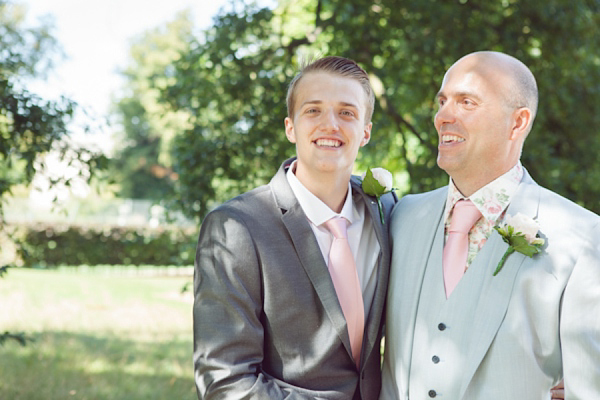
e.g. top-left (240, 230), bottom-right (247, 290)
top-left (428, 390), bottom-right (437, 398)
top-left (438, 323), bottom-right (446, 331)
top-left (432, 355), bottom-right (440, 364)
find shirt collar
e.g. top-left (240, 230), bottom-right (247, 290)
top-left (444, 161), bottom-right (524, 224)
top-left (286, 160), bottom-right (356, 227)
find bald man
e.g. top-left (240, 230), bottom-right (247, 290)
top-left (380, 51), bottom-right (600, 399)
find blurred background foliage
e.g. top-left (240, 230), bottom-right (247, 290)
top-left (110, 11), bottom-right (195, 202)
top-left (109, 0), bottom-right (600, 223)
top-left (2, 0), bottom-right (600, 253)
top-left (1, 0), bottom-right (598, 393)
top-left (16, 224), bottom-right (196, 267)
top-left (0, 1), bottom-right (107, 218)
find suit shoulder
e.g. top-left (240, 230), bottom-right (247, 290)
top-left (389, 187), bottom-right (446, 227)
top-left (396, 186), bottom-right (447, 211)
top-left (538, 186), bottom-right (600, 231)
top-left (204, 184), bottom-right (274, 223)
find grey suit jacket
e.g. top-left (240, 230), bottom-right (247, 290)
top-left (381, 170), bottom-right (600, 399)
top-left (194, 158), bottom-right (397, 399)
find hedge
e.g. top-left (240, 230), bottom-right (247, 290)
top-left (15, 224), bottom-right (198, 267)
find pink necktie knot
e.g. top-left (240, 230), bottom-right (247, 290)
top-left (443, 199), bottom-right (482, 298)
top-left (449, 199), bottom-right (482, 234)
top-left (325, 217), bottom-right (349, 240)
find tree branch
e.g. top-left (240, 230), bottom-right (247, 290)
top-left (315, 0), bottom-right (323, 27)
top-left (381, 92), bottom-right (429, 147)
top-left (282, 0), bottom-right (328, 55)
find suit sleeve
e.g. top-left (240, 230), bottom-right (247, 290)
top-left (193, 208), bottom-right (333, 400)
top-left (560, 222), bottom-right (600, 399)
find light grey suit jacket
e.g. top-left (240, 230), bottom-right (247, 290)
top-left (381, 170), bottom-right (600, 399)
top-left (194, 158), bottom-right (397, 399)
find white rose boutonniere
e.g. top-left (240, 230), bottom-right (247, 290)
top-left (360, 167), bottom-right (394, 224)
top-left (493, 213), bottom-right (545, 276)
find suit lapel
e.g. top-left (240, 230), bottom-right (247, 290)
top-left (282, 203), bottom-right (353, 356)
top-left (270, 159), bottom-right (353, 359)
top-left (458, 171), bottom-right (541, 399)
top-left (350, 177), bottom-right (388, 368)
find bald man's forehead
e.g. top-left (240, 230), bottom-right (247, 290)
top-left (453, 53), bottom-right (529, 86)
top-left (438, 63), bottom-right (515, 109)
top-left (453, 55), bottom-right (517, 83)
top-left (442, 51), bottom-right (538, 116)
top-left (458, 51), bottom-right (521, 68)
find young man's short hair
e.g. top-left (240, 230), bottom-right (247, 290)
top-left (286, 56), bottom-right (375, 123)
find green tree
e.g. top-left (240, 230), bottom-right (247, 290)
top-left (1, 1), bottom-right (106, 343)
top-left (1, 1), bottom-right (106, 211)
top-left (155, 0), bottom-right (600, 221)
top-left (164, 2), bottom-right (314, 219)
top-left (110, 11), bottom-right (195, 201)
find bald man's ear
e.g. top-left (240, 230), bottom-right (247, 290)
top-left (510, 107), bottom-right (533, 141)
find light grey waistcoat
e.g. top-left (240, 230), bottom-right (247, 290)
top-left (408, 217), bottom-right (497, 400)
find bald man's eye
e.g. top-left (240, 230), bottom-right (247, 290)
top-left (461, 98), bottom-right (477, 108)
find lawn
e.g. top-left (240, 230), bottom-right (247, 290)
top-left (0, 267), bottom-right (196, 400)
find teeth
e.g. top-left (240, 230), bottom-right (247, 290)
top-left (315, 139), bottom-right (342, 148)
top-left (442, 135), bottom-right (465, 143)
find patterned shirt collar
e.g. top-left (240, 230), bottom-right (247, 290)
top-left (444, 161), bottom-right (524, 225)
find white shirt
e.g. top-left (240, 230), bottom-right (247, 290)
top-left (286, 161), bottom-right (380, 317)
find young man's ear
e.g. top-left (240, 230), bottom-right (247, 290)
top-left (360, 122), bottom-right (372, 147)
top-left (284, 117), bottom-right (297, 143)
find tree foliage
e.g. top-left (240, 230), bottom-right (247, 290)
top-left (1, 1), bottom-right (107, 216)
top-left (1, 0), bottom-right (100, 346)
top-left (163, 3), bottom-right (300, 219)
top-left (110, 11), bottom-right (195, 201)
top-left (117, 0), bottom-right (600, 221)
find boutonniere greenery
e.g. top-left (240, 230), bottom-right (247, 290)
top-left (360, 167), bottom-right (394, 224)
top-left (493, 213), bottom-right (545, 276)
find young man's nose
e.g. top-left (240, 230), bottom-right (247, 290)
top-left (319, 109), bottom-right (339, 132)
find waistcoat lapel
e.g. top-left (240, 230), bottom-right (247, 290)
top-left (457, 172), bottom-right (541, 399)
top-left (394, 190), bottom-right (447, 392)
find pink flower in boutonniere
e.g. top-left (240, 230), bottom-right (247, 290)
top-left (493, 213), bottom-right (545, 276)
top-left (360, 167), bottom-right (394, 224)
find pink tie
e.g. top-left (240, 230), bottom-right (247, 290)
top-left (442, 199), bottom-right (482, 298)
top-left (325, 217), bottom-right (364, 367)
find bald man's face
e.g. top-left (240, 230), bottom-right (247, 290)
top-left (434, 56), bottom-right (523, 192)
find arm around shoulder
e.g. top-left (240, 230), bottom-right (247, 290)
top-left (560, 221), bottom-right (600, 399)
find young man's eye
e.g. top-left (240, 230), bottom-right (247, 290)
top-left (341, 110), bottom-right (355, 117)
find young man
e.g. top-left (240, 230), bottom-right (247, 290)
top-left (380, 51), bottom-right (600, 399)
top-left (194, 56), bottom-right (396, 399)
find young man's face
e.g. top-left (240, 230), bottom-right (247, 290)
top-left (284, 72), bottom-right (372, 181)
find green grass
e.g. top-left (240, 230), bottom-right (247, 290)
top-left (0, 268), bottom-right (196, 400)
